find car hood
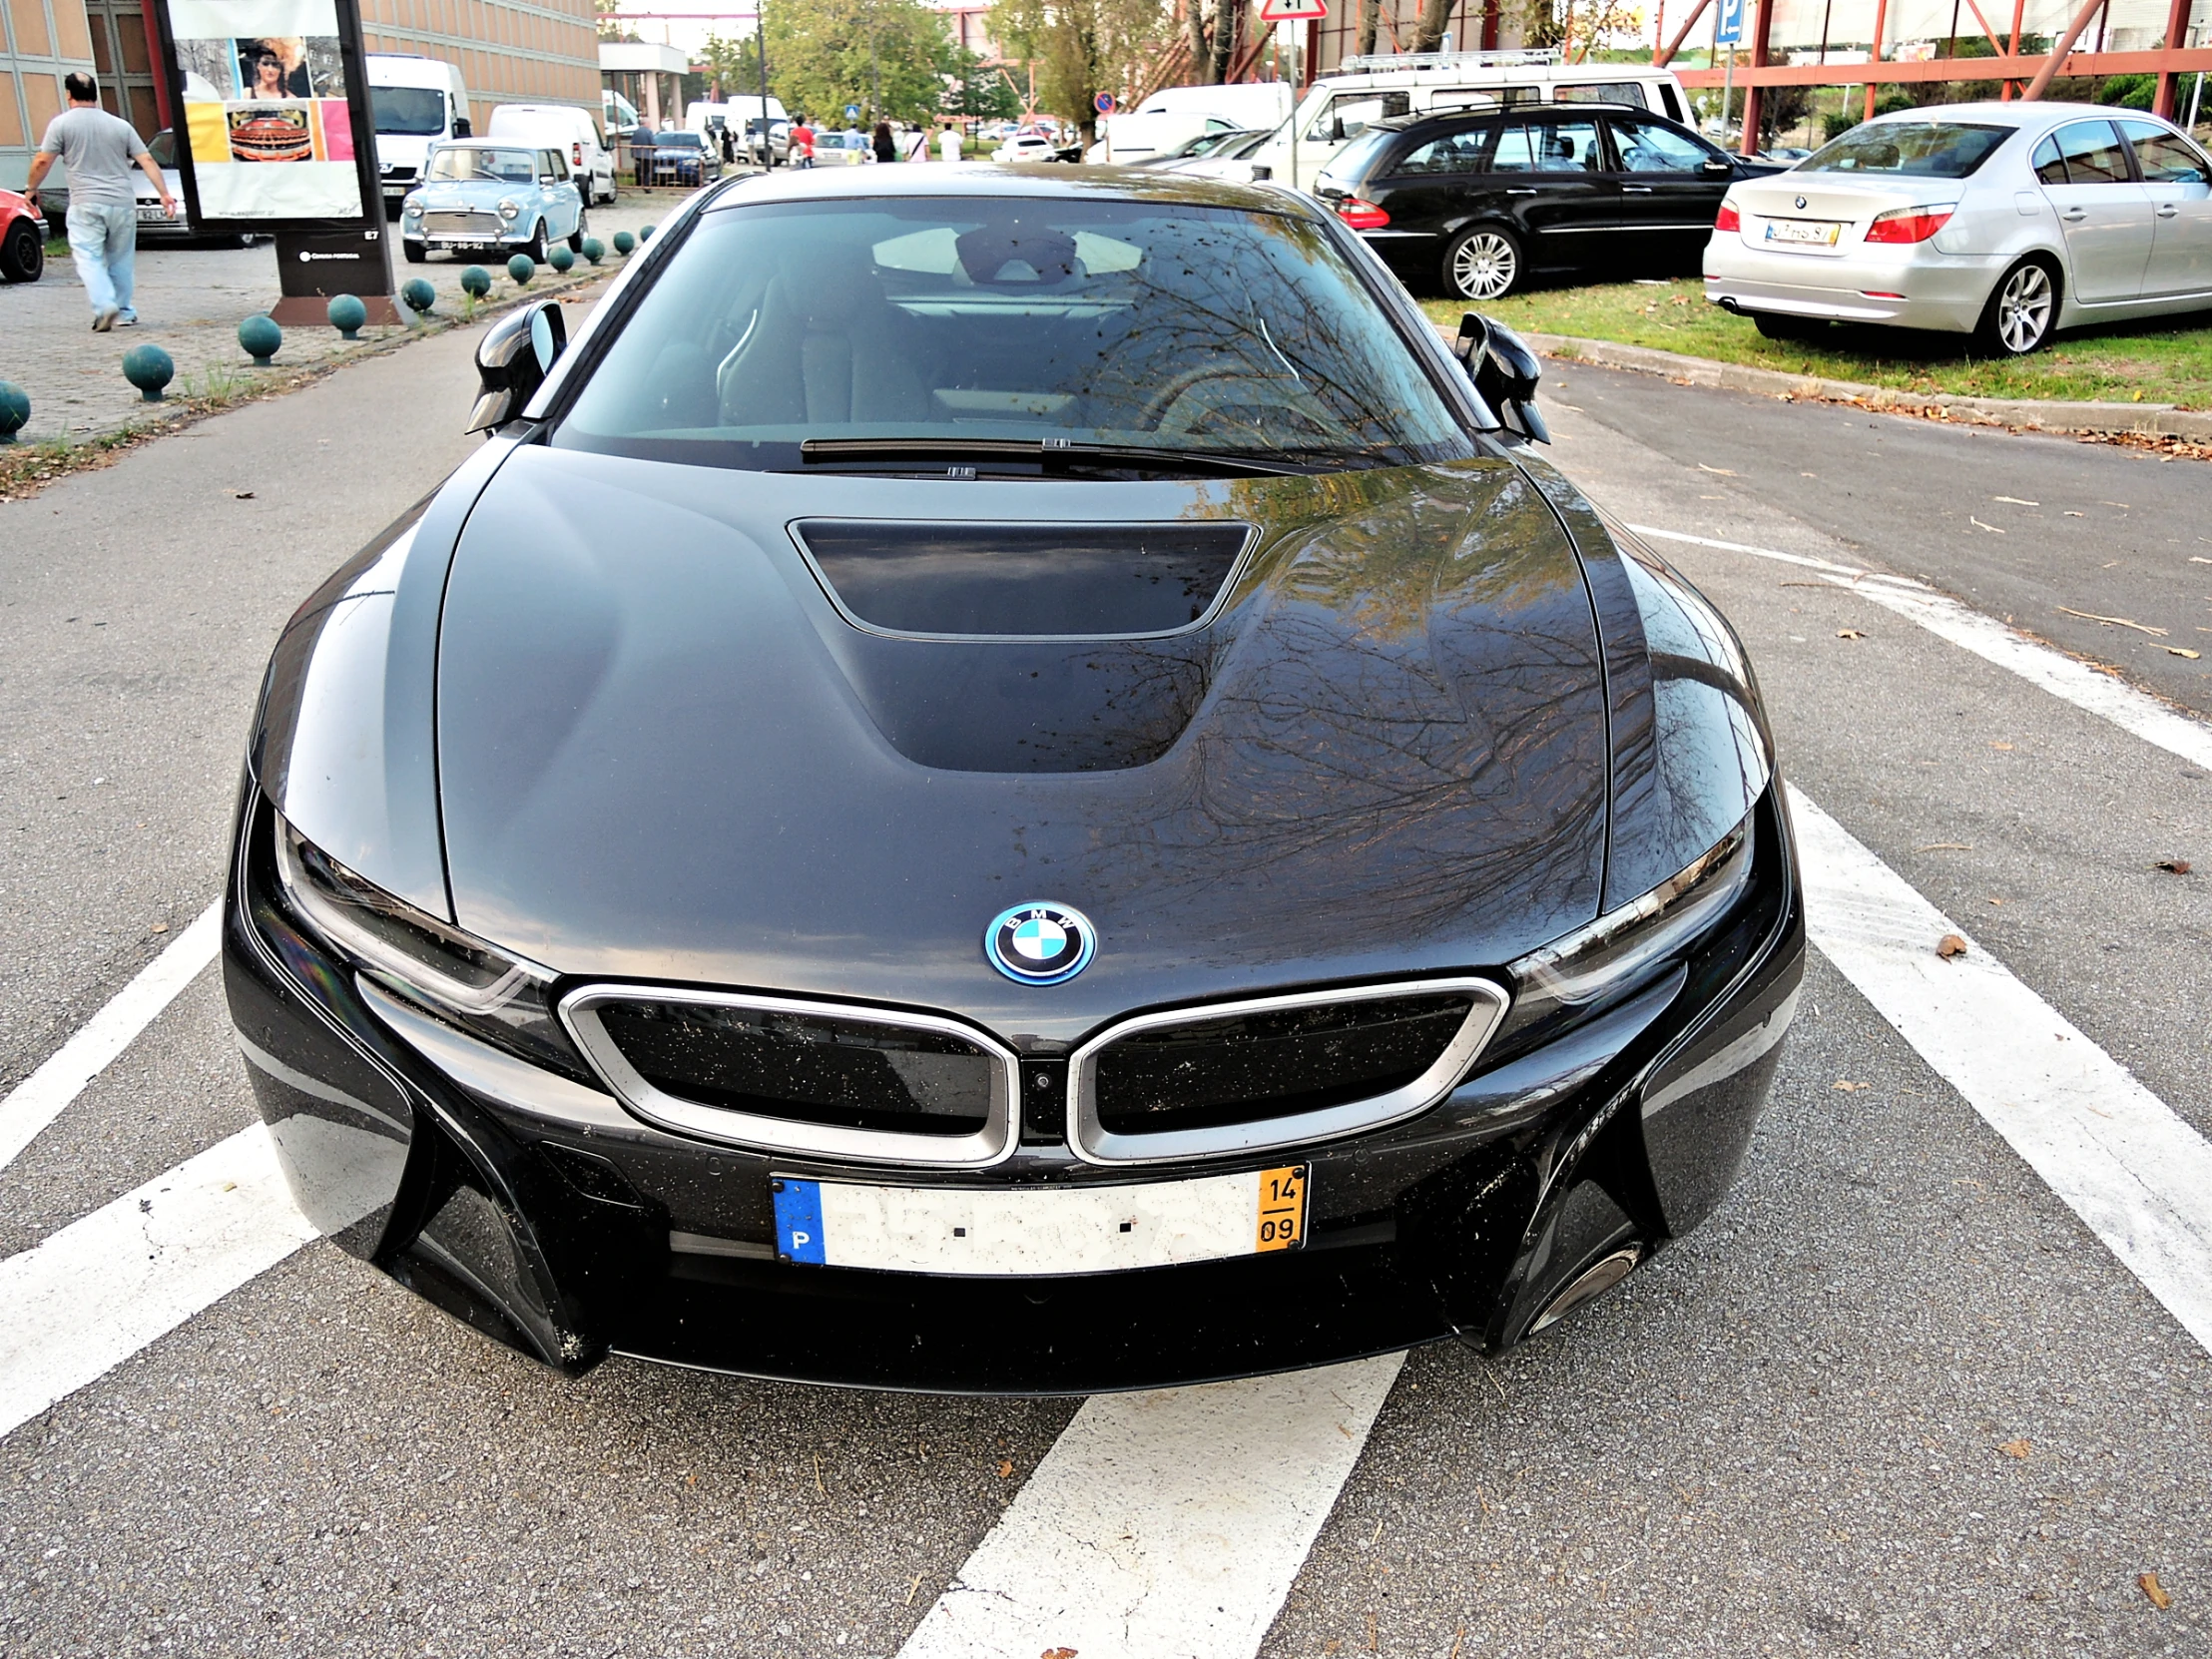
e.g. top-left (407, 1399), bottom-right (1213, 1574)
top-left (433, 447), bottom-right (1609, 1042)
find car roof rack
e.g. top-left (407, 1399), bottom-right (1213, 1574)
top-left (1327, 48), bottom-right (1563, 77)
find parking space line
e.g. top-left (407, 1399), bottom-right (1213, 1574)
top-left (898, 1354), bottom-right (1403, 1659)
top-left (1791, 785), bottom-right (2212, 1354)
top-left (0, 1124), bottom-right (336, 1440)
top-left (0, 899), bottom-right (223, 1173)
top-left (1631, 524), bottom-right (2212, 772)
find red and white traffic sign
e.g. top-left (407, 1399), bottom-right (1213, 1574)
top-left (1257, 0), bottom-right (1327, 19)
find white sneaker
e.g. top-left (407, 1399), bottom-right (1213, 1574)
top-left (93, 305), bottom-right (119, 332)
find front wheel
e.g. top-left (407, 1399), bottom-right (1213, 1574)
top-left (0, 216), bottom-right (44, 282)
top-left (568, 211), bottom-right (588, 253)
top-left (1976, 258), bottom-right (2058, 355)
top-left (522, 222), bottom-right (548, 264)
top-left (402, 238), bottom-right (427, 265)
top-left (1444, 226), bottom-right (1522, 300)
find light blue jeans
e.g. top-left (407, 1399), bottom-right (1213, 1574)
top-left (66, 201), bottom-right (137, 319)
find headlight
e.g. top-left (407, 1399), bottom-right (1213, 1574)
top-left (1494, 818), bottom-right (1753, 1050)
top-left (402, 199), bottom-right (421, 218)
top-left (497, 199), bottom-right (519, 220)
top-left (273, 814), bottom-right (589, 1081)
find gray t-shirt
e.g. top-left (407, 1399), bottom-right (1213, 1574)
top-left (38, 106), bottom-right (149, 208)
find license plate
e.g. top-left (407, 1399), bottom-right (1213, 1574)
top-left (771, 1164), bottom-right (1309, 1276)
top-left (135, 207), bottom-right (168, 223)
top-left (1765, 219), bottom-right (1841, 246)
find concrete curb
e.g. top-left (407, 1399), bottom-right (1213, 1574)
top-left (1507, 329), bottom-right (2212, 443)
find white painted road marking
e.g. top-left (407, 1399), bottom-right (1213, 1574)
top-left (897, 1354), bottom-right (1403, 1659)
top-left (0, 899), bottom-right (223, 1173)
top-left (0, 1121), bottom-right (370, 1439)
top-left (1630, 524), bottom-right (2212, 773)
top-left (1791, 787), bottom-right (2212, 1354)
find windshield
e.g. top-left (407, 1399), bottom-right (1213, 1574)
top-left (1799, 121), bottom-right (2010, 177)
top-left (371, 85), bottom-right (446, 137)
top-left (428, 147), bottom-right (535, 182)
top-left (555, 197), bottom-right (1473, 474)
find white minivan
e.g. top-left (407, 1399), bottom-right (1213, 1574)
top-left (1245, 48), bottom-right (1692, 190)
top-left (367, 54), bottom-right (471, 217)
top-left (488, 103), bottom-right (617, 204)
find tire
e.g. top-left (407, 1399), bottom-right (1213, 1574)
top-left (402, 238), bottom-right (427, 264)
top-left (1, 216), bottom-right (44, 282)
top-left (522, 222), bottom-right (548, 264)
top-left (568, 211), bottom-right (588, 254)
top-left (1751, 310), bottom-right (1827, 341)
top-left (1443, 225), bottom-right (1522, 301)
top-left (1976, 257), bottom-right (2059, 356)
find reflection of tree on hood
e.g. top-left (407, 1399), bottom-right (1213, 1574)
top-left (241, 37), bottom-right (313, 99)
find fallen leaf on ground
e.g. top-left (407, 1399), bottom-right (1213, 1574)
top-left (226, 488), bottom-right (256, 499)
top-left (2157, 858), bottom-right (2192, 874)
top-left (2057, 605), bottom-right (2168, 637)
top-left (1697, 462), bottom-right (1737, 475)
top-left (2167, 648), bottom-right (2202, 659)
top-left (1990, 741), bottom-right (2014, 751)
top-left (1969, 517), bottom-right (2005, 533)
top-left (1936, 934), bottom-right (1968, 959)
top-left (1916, 842), bottom-right (1973, 851)
top-left (1042, 1648), bottom-right (1079, 1659)
top-left (997, 1459), bottom-right (1014, 1478)
top-left (1832, 1080), bottom-right (1870, 1092)
top-left (2139, 1572), bottom-right (2172, 1610)
top-left (150, 922), bottom-right (168, 933)
top-left (1997, 1438), bottom-right (2031, 1458)
top-left (1992, 496), bottom-right (2038, 506)
top-left (1837, 628), bottom-right (1867, 640)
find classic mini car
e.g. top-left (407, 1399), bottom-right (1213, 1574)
top-left (1705, 102), bottom-right (2212, 353)
top-left (227, 169), bottom-right (1804, 1392)
top-left (0, 187), bottom-right (43, 281)
top-left (400, 140), bottom-right (587, 264)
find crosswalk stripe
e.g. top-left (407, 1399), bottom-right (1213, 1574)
top-left (0, 900), bottom-right (224, 1173)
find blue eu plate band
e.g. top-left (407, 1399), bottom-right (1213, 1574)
top-left (772, 1178), bottom-right (827, 1265)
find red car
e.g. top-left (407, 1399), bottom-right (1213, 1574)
top-left (1, 187), bottom-right (44, 282)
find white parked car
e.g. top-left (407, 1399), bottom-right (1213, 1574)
top-left (992, 132), bottom-right (1064, 164)
top-left (1704, 102), bottom-right (2212, 355)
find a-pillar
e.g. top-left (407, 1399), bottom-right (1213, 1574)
top-left (1739, 0), bottom-right (1774, 154)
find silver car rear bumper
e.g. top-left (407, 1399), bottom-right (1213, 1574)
top-left (1703, 237), bottom-right (2005, 334)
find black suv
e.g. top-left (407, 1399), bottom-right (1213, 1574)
top-left (1316, 105), bottom-right (1783, 299)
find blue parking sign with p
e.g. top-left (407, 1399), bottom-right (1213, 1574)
top-left (1715, 0), bottom-right (1745, 43)
top-left (774, 1179), bottom-right (827, 1265)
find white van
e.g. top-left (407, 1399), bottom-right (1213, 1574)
top-left (1091, 83), bottom-right (1294, 164)
top-left (367, 54), bottom-right (471, 217)
top-left (603, 88), bottom-right (640, 141)
top-left (488, 103), bottom-right (617, 204)
top-left (1246, 48), bottom-right (1691, 189)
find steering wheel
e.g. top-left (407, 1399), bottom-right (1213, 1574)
top-left (1137, 363), bottom-right (1267, 432)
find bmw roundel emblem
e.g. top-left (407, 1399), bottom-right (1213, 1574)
top-left (984, 902), bottom-right (1096, 985)
top-left (1794, 194), bottom-right (1808, 210)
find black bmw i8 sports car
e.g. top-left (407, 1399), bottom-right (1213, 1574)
top-left (226, 166), bottom-right (1803, 1392)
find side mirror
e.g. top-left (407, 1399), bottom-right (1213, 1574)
top-left (452, 117), bottom-right (472, 139)
top-left (1248, 163), bottom-right (1272, 181)
top-left (1701, 156), bottom-right (1732, 175)
top-left (466, 299), bottom-right (566, 434)
top-left (1330, 116), bottom-right (1347, 142)
top-left (1455, 310), bottom-right (1549, 444)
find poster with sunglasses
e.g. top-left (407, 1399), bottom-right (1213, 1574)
top-left (153, 0), bottom-right (378, 229)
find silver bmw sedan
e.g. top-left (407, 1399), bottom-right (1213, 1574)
top-left (1702, 101), bottom-right (2212, 355)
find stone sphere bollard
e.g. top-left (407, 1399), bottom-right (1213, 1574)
top-left (459, 265), bottom-right (492, 298)
top-left (612, 231), bottom-right (635, 256)
top-left (327, 294), bottom-right (367, 340)
top-left (507, 253), bottom-right (536, 285)
top-left (0, 380), bottom-right (28, 443)
top-left (237, 313), bottom-right (281, 366)
top-left (639, 224), bottom-right (656, 244)
top-left (548, 245), bottom-right (574, 274)
top-left (122, 343), bottom-right (176, 402)
top-left (581, 237), bottom-right (604, 265)
top-left (400, 276), bottom-right (436, 315)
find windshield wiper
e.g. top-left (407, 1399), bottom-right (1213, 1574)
top-left (798, 436), bottom-right (1312, 477)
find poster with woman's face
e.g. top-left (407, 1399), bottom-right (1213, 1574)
top-left (166, 0), bottom-right (362, 218)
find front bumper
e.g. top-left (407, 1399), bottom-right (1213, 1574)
top-left (226, 783), bottom-right (1805, 1393)
top-left (1703, 234), bottom-right (2002, 332)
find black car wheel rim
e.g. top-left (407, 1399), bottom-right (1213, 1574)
top-left (1995, 264), bottom-right (2052, 354)
top-left (1452, 232), bottom-right (1517, 299)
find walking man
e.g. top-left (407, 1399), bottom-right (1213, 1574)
top-left (23, 72), bottom-right (176, 332)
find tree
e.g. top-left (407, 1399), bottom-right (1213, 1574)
top-left (996, 0), bottom-right (1174, 142)
top-left (945, 49), bottom-right (1023, 121)
top-left (1183, 0), bottom-right (1237, 85)
top-left (752, 0), bottom-right (962, 124)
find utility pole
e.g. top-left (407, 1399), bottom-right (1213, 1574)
top-left (869, 0), bottom-right (881, 123)
top-left (756, 0), bottom-right (772, 165)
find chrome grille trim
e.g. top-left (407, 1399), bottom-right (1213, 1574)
top-left (1066, 977), bottom-right (1510, 1167)
top-left (560, 985), bottom-right (1021, 1169)
top-left (423, 211), bottom-right (495, 236)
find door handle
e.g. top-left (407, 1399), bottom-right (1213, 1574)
top-left (2060, 209), bottom-right (2087, 222)
top-left (1506, 188), bottom-right (1536, 195)
top-left (1623, 185), bottom-right (1654, 193)
top-left (2156, 205), bottom-right (2179, 218)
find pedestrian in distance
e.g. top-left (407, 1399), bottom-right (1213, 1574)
top-left (790, 115), bottom-right (816, 168)
top-left (22, 72), bottom-right (176, 332)
top-left (938, 124), bottom-right (961, 165)
top-left (901, 123), bottom-right (927, 163)
top-left (631, 115), bottom-right (656, 186)
top-left (872, 120), bottom-right (895, 164)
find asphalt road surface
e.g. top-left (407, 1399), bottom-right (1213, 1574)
top-left (2, 331), bottom-right (2207, 1659)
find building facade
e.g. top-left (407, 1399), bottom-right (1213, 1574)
top-left (3, 0), bottom-right (99, 190)
top-left (358, 0), bottom-right (602, 130)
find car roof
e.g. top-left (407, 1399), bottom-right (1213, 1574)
top-left (698, 165), bottom-right (1331, 222)
top-left (1855, 99), bottom-right (2175, 130)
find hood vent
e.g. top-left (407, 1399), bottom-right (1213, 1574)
top-left (793, 520), bottom-right (1254, 641)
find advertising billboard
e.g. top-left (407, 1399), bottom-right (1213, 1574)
top-left (150, 0), bottom-right (380, 232)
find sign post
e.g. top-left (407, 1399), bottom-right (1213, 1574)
top-left (1095, 90), bottom-right (1114, 164)
top-left (1257, 0), bottom-right (1326, 187)
top-left (146, 0), bottom-right (399, 323)
top-left (1714, 0), bottom-right (1744, 147)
